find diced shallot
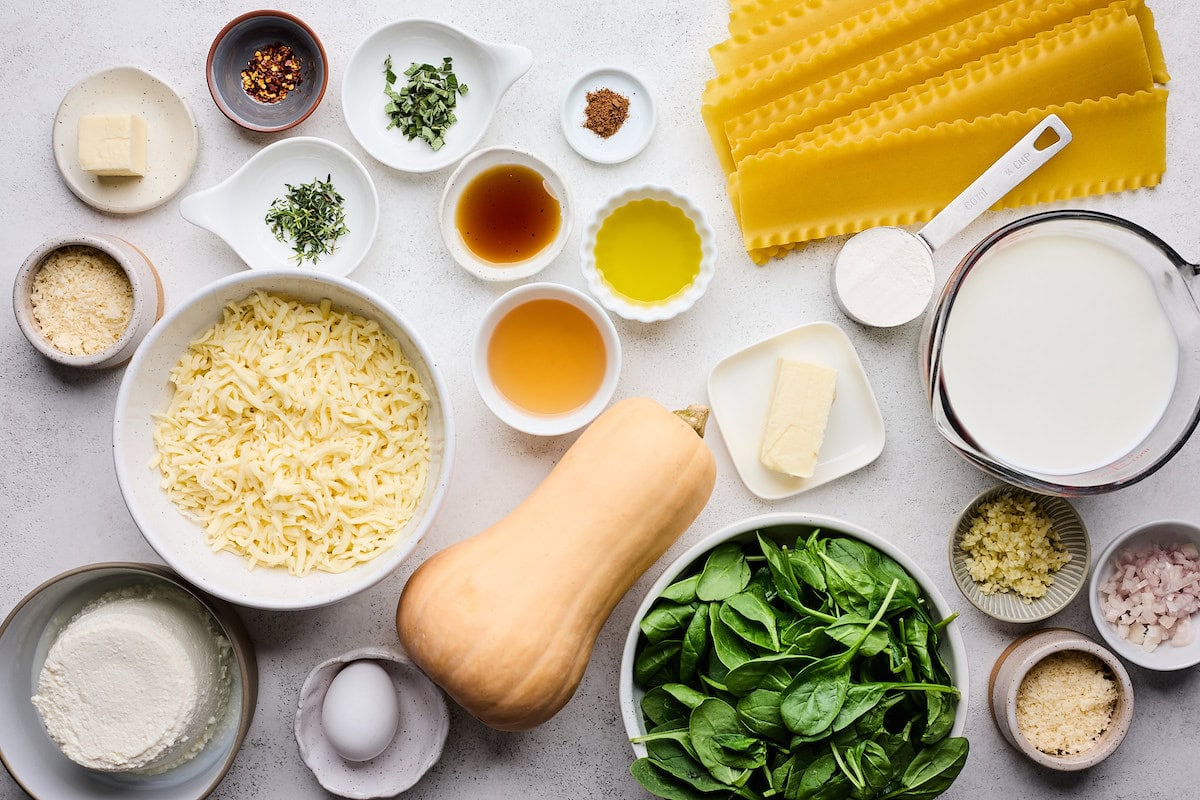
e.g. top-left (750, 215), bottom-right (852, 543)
top-left (1099, 541), bottom-right (1200, 653)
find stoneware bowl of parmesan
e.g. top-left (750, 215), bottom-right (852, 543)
top-left (0, 562), bottom-right (256, 799)
top-left (12, 233), bottom-right (163, 369)
top-left (113, 269), bottom-right (453, 610)
top-left (619, 512), bottom-right (970, 764)
top-left (950, 486), bottom-right (1090, 624)
top-left (1088, 519), bottom-right (1200, 671)
top-left (989, 628), bottom-right (1133, 771)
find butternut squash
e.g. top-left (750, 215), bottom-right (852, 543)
top-left (395, 397), bottom-right (717, 731)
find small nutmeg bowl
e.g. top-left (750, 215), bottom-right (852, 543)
top-left (989, 628), bottom-right (1133, 771)
top-left (12, 233), bottom-right (163, 370)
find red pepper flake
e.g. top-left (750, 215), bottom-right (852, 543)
top-left (241, 42), bottom-right (303, 104)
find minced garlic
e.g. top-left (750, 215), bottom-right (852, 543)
top-left (30, 246), bottom-right (133, 355)
top-left (960, 493), bottom-right (1070, 601)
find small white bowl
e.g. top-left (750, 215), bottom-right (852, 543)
top-left (580, 185), bottom-right (716, 322)
top-left (1089, 519), bottom-right (1200, 671)
top-left (439, 147), bottom-right (572, 281)
top-left (179, 137), bottom-right (378, 277)
top-left (342, 19), bottom-right (532, 173)
top-left (295, 647), bottom-right (448, 799)
top-left (560, 66), bottom-right (655, 164)
top-left (989, 628), bottom-right (1133, 771)
top-left (620, 512), bottom-right (969, 758)
top-left (113, 269), bottom-right (453, 610)
top-left (472, 282), bottom-right (620, 436)
top-left (12, 233), bottom-right (163, 370)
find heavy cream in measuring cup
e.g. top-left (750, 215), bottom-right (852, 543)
top-left (940, 234), bottom-right (1178, 475)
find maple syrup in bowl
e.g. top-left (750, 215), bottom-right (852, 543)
top-left (473, 282), bottom-right (620, 436)
top-left (440, 146), bottom-right (571, 281)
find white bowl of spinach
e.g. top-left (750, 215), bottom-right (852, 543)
top-left (620, 513), bottom-right (969, 800)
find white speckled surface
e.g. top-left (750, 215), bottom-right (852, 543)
top-left (2, 2), bottom-right (1199, 799)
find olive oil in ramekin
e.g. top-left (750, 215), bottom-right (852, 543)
top-left (593, 198), bottom-right (701, 304)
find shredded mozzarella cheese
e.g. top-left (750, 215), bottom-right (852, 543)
top-left (151, 291), bottom-right (430, 575)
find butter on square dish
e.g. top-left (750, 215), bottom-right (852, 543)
top-left (707, 322), bottom-right (885, 500)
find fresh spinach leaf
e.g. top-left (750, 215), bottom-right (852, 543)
top-left (825, 614), bottom-right (890, 657)
top-left (645, 738), bottom-right (731, 793)
top-left (643, 602), bottom-right (700, 644)
top-left (630, 757), bottom-right (720, 800)
top-left (726, 653), bottom-right (813, 695)
top-left (736, 689), bottom-right (789, 742)
top-left (636, 640), bottom-right (682, 688)
top-left (697, 543), bottom-right (751, 602)
top-left (831, 684), bottom-right (887, 732)
top-left (680, 604), bottom-right (710, 683)
top-left (662, 574), bottom-right (701, 604)
top-left (881, 737), bottom-right (968, 800)
top-left (710, 607), bottom-right (756, 670)
top-left (690, 699), bottom-right (753, 786)
top-left (721, 592), bottom-right (782, 651)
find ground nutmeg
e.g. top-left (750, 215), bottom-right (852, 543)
top-left (583, 87), bottom-right (630, 139)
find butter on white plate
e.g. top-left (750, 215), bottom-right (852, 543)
top-left (78, 114), bottom-right (147, 177)
top-left (760, 359), bottom-right (837, 478)
top-left (706, 321), bottom-right (885, 500)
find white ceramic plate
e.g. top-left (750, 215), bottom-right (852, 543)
top-left (342, 19), bottom-right (532, 173)
top-left (707, 322), bottom-right (885, 500)
top-left (52, 66), bottom-right (199, 214)
top-left (179, 137), bottom-right (378, 276)
top-left (560, 67), bottom-right (655, 164)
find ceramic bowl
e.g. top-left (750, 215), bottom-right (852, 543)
top-left (295, 646), bottom-right (448, 799)
top-left (343, 19), bottom-right (532, 173)
top-left (580, 185), bottom-right (716, 322)
top-left (206, 10), bottom-right (328, 132)
top-left (620, 512), bottom-right (970, 758)
top-left (473, 282), bottom-right (620, 436)
top-left (12, 233), bottom-right (163, 369)
top-left (112, 270), bottom-right (454, 610)
top-left (950, 486), bottom-right (1090, 623)
top-left (0, 563), bottom-right (257, 800)
top-left (440, 147), bottom-right (572, 281)
top-left (560, 66), bottom-right (655, 164)
top-left (989, 628), bottom-right (1133, 771)
top-left (179, 137), bottom-right (378, 276)
top-left (1089, 519), bottom-right (1200, 671)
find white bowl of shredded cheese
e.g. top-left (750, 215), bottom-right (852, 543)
top-left (113, 270), bottom-right (453, 610)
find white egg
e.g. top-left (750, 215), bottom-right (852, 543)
top-left (321, 660), bottom-right (400, 762)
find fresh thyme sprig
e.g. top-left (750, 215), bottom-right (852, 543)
top-left (383, 55), bottom-right (468, 151)
top-left (264, 174), bottom-right (349, 266)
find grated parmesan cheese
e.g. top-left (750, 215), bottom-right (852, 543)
top-left (30, 246), bottom-right (133, 355)
top-left (1016, 651), bottom-right (1117, 756)
top-left (151, 291), bottom-right (430, 576)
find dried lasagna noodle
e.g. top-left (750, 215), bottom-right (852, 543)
top-left (737, 91), bottom-right (1167, 253)
top-left (725, 0), bottom-right (1140, 164)
top-left (723, 0), bottom-right (882, 50)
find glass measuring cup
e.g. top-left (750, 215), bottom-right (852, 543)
top-left (922, 210), bottom-right (1200, 495)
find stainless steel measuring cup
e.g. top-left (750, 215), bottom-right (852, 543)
top-left (832, 114), bottom-right (1073, 327)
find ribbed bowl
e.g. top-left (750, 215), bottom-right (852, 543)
top-left (950, 486), bottom-right (1089, 623)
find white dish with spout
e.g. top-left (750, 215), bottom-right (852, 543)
top-left (342, 19), bottom-right (532, 173)
top-left (179, 137), bottom-right (378, 277)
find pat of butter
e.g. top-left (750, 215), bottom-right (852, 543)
top-left (759, 359), bottom-right (837, 478)
top-left (78, 114), bottom-right (147, 177)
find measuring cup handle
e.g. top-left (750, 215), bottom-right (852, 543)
top-left (918, 115), bottom-right (1073, 253)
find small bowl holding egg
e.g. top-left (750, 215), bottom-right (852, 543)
top-left (12, 233), bottom-right (163, 370)
top-left (295, 646), bottom-right (448, 799)
top-left (989, 628), bottom-right (1133, 771)
top-left (473, 282), bottom-right (621, 437)
top-left (439, 146), bottom-right (571, 281)
top-left (1089, 519), bottom-right (1200, 671)
top-left (581, 185), bottom-right (716, 323)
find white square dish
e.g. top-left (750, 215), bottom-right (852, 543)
top-left (707, 321), bottom-right (885, 500)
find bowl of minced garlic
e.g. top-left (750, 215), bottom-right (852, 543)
top-left (990, 628), bottom-right (1134, 771)
top-left (13, 234), bottom-right (163, 369)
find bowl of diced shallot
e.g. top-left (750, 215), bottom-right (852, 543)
top-left (1089, 519), bottom-right (1200, 671)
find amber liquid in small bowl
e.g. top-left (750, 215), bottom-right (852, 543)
top-left (456, 164), bottom-right (561, 264)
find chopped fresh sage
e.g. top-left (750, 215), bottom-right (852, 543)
top-left (383, 55), bottom-right (468, 151)
top-left (264, 175), bottom-right (349, 266)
